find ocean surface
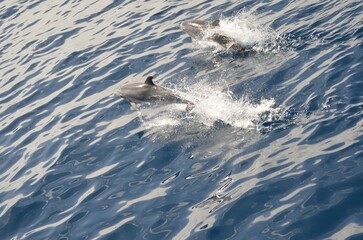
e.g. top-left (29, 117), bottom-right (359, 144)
top-left (0, 0), bottom-right (363, 239)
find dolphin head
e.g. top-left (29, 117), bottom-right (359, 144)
top-left (180, 20), bottom-right (220, 40)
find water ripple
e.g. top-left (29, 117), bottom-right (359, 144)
top-left (0, 0), bottom-right (363, 239)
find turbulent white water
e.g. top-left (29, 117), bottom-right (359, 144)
top-left (134, 12), bottom-right (283, 132)
top-left (136, 81), bottom-right (280, 134)
top-left (193, 11), bottom-right (282, 52)
top-left (219, 12), bottom-right (281, 51)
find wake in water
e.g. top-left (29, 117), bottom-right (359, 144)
top-left (183, 83), bottom-right (278, 128)
top-left (191, 11), bottom-right (285, 53)
top-left (128, 11), bottom-right (290, 138)
top-left (135, 81), bottom-right (281, 139)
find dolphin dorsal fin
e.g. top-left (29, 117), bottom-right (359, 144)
top-left (211, 19), bottom-right (220, 26)
top-left (145, 76), bottom-right (155, 85)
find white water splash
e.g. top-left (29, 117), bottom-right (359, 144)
top-left (195, 11), bottom-right (281, 53)
top-left (184, 83), bottom-right (278, 128)
top-left (138, 82), bottom-right (280, 133)
top-left (220, 12), bottom-right (278, 49)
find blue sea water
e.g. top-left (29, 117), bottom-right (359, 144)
top-left (0, 0), bottom-right (363, 239)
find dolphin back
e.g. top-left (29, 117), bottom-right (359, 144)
top-left (117, 77), bottom-right (194, 108)
top-left (180, 19), bottom-right (249, 53)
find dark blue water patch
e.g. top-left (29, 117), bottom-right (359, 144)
top-left (78, 100), bottom-right (122, 124)
top-left (148, 5), bottom-right (178, 22)
top-left (90, 101), bottom-right (126, 123)
top-left (349, 233), bottom-right (363, 240)
top-left (0, 78), bottom-right (23, 102)
top-left (104, 222), bottom-right (139, 240)
top-left (126, 193), bottom-right (192, 240)
top-left (0, 148), bottom-right (26, 180)
top-left (34, 28), bottom-right (82, 54)
top-left (43, 171), bottom-right (72, 186)
top-left (68, 210), bottom-right (88, 224)
top-left (354, 26), bottom-right (363, 40)
top-left (59, 181), bottom-right (88, 200)
top-left (118, 11), bottom-right (149, 26)
top-left (182, 0), bottom-right (213, 16)
top-left (303, 96), bottom-right (322, 117)
top-left (50, 50), bottom-right (88, 73)
top-left (55, 123), bottom-right (141, 167)
top-left (10, 142), bottom-right (65, 186)
top-left (0, 6), bottom-right (19, 20)
top-left (26, 0), bottom-right (43, 10)
top-left (238, 154), bottom-right (259, 172)
top-left (75, 0), bottom-right (125, 24)
top-left (256, 162), bottom-right (293, 181)
top-left (130, 53), bottom-right (172, 74)
top-left (302, 108), bottom-right (360, 145)
top-left (2, 23), bottom-right (17, 34)
top-left (331, 52), bottom-right (356, 70)
top-left (0, 109), bottom-right (42, 142)
top-left (324, 26), bottom-right (359, 45)
top-left (101, 63), bottom-right (133, 85)
top-left (15, 124), bottom-right (47, 149)
top-left (0, 59), bottom-right (11, 71)
top-left (0, 109), bottom-right (59, 148)
top-left (95, 36), bottom-right (126, 52)
top-left (280, 175), bottom-right (363, 240)
top-left (0, 43), bottom-right (12, 56)
top-left (60, 105), bottom-right (86, 123)
top-left (267, 147), bottom-right (289, 159)
top-left (257, 0), bottom-right (289, 15)
top-left (4, 65), bottom-right (45, 98)
top-left (55, 145), bottom-right (81, 166)
top-left (204, 2), bottom-right (232, 17)
top-left (258, 63), bottom-right (298, 96)
top-left (0, 201), bottom-right (47, 239)
top-left (148, 218), bottom-right (173, 240)
top-left (136, 142), bottom-right (184, 175)
top-left (25, 61), bottom-right (40, 72)
top-left (61, 10), bottom-right (72, 17)
top-left (201, 174), bottom-right (310, 240)
top-left (83, 186), bottom-right (109, 205)
top-left (296, 2), bottom-right (327, 20)
top-left (59, 0), bottom-right (73, 8)
top-left (223, 1), bottom-right (256, 16)
top-left (347, 70), bottom-right (363, 102)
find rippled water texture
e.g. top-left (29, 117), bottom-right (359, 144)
top-left (1, 0), bottom-right (363, 239)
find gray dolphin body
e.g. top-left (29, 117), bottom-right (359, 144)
top-left (117, 76), bottom-right (194, 111)
top-left (180, 20), bottom-right (247, 52)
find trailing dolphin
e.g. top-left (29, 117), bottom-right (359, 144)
top-left (117, 76), bottom-right (194, 111)
top-left (180, 19), bottom-right (247, 52)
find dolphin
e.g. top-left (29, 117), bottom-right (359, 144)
top-left (180, 19), bottom-right (247, 52)
top-left (117, 76), bottom-right (194, 111)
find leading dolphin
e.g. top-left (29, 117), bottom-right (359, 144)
top-left (117, 76), bottom-right (194, 111)
top-left (180, 19), bottom-right (247, 52)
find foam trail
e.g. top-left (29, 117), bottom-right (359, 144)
top-left (185, 83), bottom-right (278, 128)
top-left (195, 11), bottom-right (282, 53)
top-left (219, 12), bottom-right (278, 49)
top-left (138, 82), bottom-right (280, 134)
